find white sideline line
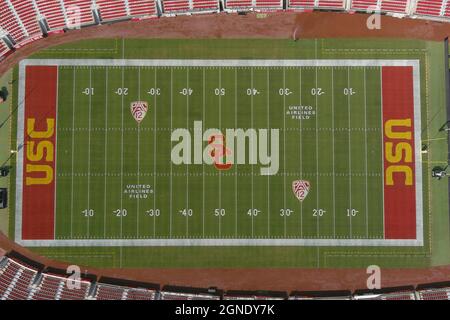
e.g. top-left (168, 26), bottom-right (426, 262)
top-left (137, 66), bottom-right (141, 237)
top-left (87, 67), bottom-right (92, 237)
top-left (153, 68), bottom-right (157, 238)
top-left (332, 68), bottom-right (336, 238)
top-left (347, 67), bottom-right (352, 237)
top-left (267, 68), bottom-right (270, 237)
top-left (103, 68), bottom-right (108, 237)
top-left (70, 69), bottom-right (76, 238)
top-left (299, 68), bottom-right (303, 238)
top-left (19, 59), bottom-right (421, 68)
top-left (17, 238), bottom-right (424, 247)
top-left (15, 59), bottom-right (424, 247)
top-left (364, 68), bottom-right (369, 238)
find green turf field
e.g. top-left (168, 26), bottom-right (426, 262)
top-left (5, 38), bottom-right (450, 268)
top-left (53, 62), bottom-right (385, 242)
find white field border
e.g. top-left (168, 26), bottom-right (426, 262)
top-left (15, 59), bottom-right (423, 247)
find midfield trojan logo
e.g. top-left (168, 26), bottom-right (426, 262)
top-left (130, 101), bottom-right (148, 124)
top-left (292, 180), bottom-right (310, 202)
top-left (171, 121), bottom-right (280, 175)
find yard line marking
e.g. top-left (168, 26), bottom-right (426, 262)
top-left (219, 67), bottom-right (222, 238)
top-left (70, 68), bottom-right (76, 238)
top-left (380, 66), bottom-right (385, 239)
top-left (315, 67), bottom-right (320, 237)
top-left (137, 66), bottom-right (141, 237)
top-left (364, 67), bottom-right (369, 237)
top-left (251, 67), bottom-right (254, 238)
top-left (332, 67), bottom-right (336, 238)
top-left (120, 65), bottom-right (124, 238)
top-left (202, 68), bottom-right (205, 238)
top-left (347, 67), bottom-right (352, 238)
top-left (103, 67), bottom-right (108, 238)
top-left (153, 68), bottom-right (157, 238)
top-left (87, 67), bottom-right (92, 238)
top-left (234, 68), bottom-right (238, 237)
top-left (299, 67), bottom-right (303, 238)
top-left (186, 67), bottom-right (189, 238)
top-left (170, 68), bottom-right (173, 238)
top-left (283, 68), bottom-right (287, 237)
top-left (267, 68), bottom-right (270, 237)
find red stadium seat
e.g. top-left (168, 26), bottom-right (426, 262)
top-left (97, 0), bottom-right (128, 21)
top-left (35, 0), bottom-right (67, 31)
top-left (128, 0), bottom-right (157, 17)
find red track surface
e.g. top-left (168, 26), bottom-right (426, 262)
top-left (22, 66), bottom-right (57, 240)
top-left (382, 66), bottom-right (416, 239)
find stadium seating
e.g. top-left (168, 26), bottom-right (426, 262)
top-left (288, 0), bottom-right (345, 9)
top-left (0, 258), bottom-right (37, 300)
top-left (225, 0), bottom-right (283, 9)
top-left (96, 0), bottom-right (128, 21)
top-left (350, 0), bottom-right (379, 11)
top-left (417, 287), bottom-right (450, 300)
top-left (128, 0), bottom-right (157, 17)
top-left (0, 40), bottom-right (11, 60)
top-left (30, 274), bottom-right (65, 300)
top-left (380, 0), bottom-right (408, 13)
top-left (9, 0), bottom-right (41, 38)
top-left (415, 0), bottom-right (444, 17)
top-left (62, 0), bottom-right (95, 26)
top-left (35, 0), bottom-right (67, 31)
top-left (353, 291), bottom-right (416, 300)
top-left (162, 0), bottom-right (191, 13)
top-left (95, 283), bottom-right (127, 300)
top-left (0, 3), bottom-right (28, 44)
top-left (127, 288), bottom-right (158, 300)
top-left (160, 290), bottom-right (221, 300)
top-left (192, 0), bottom-right (220, 11)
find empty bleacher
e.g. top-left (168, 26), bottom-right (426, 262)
top-left (162, 0), bottom-right (190, 13)
top-left (380, 0), bottom-right (408, 13)
top-left (128, 0), bottom-right (157, 17)
top-left (96, 0), bottom-right (128, 21)
top-left (417, 287), bottom-right (450, 300)
top-left (0, 2), bottom-right (27, 44)
top-left (351, 0), bottom-right (379, 11)
top-left (62, 0), bottom-right (95, 26)
top-left (288, 0), bottom-right (344, 9)
top-left (35, 0), bottom-right (67, 31)
top-left (0, 258), bottom-right (37, 300)
top-left (225, 0), bottom-right (282, 10)
top-left (9, 0), bottom-right (41, 38)
top-left (0, 39), bottom-right (11, 60)
top-left (95, 283), bottom-right (127, 300)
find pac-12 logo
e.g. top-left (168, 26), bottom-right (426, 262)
top-left (25, 118), bottom-right (55, 186)
top-left (292, 180), bottom-right (310, 202)
top-left (130, 101), bottom-right (149, 124)
top-left (384, 118), bottom-right (413, 186)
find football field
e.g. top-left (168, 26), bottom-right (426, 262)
top-left (15, 58), bottom-right (423, 247)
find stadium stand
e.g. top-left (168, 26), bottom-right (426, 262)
top-left (128, 0), bottom-right (157, 17)
top-left (96, 0), bottom-right (128, 21)
top-left (192, 0), bottom-right (220, 11)
top-left (2, 253), bottom-right (450, 299)
top-left (35, 0), bottom-right (67, 31)
top-left (62, 0), bottom-right (95, 26)
top-left (350, 0), bottom-right (379, 11)
top-left (0, 257), bottom-right (37, 300)
top-left (225, 0), bottom-right (283, 10)
top-left (9, 0), bottom-right (42, 38)
top-left (289, 290), bottom-right (352, 300)
top-left (288, 0), bottom-right (345, 9)
top-left (162, 0), bottom-right (191, 13)
top-left (380, 0), bottom-right (409, 13)
top-left (417, 287), bottom-right (450, 300)
top-left (0, 39), bottom-right (11, 60)
top-left (0, 2), bottom-right (28, 44)
top-left (353, 287), bottom-right (417, 300)
top-left (414, 0), bottom-right (445, 17)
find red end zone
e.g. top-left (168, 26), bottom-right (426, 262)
top-left (382, 66), bottom-right (416, 240)
top-left (22, 66), bottom-right (57, 240)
